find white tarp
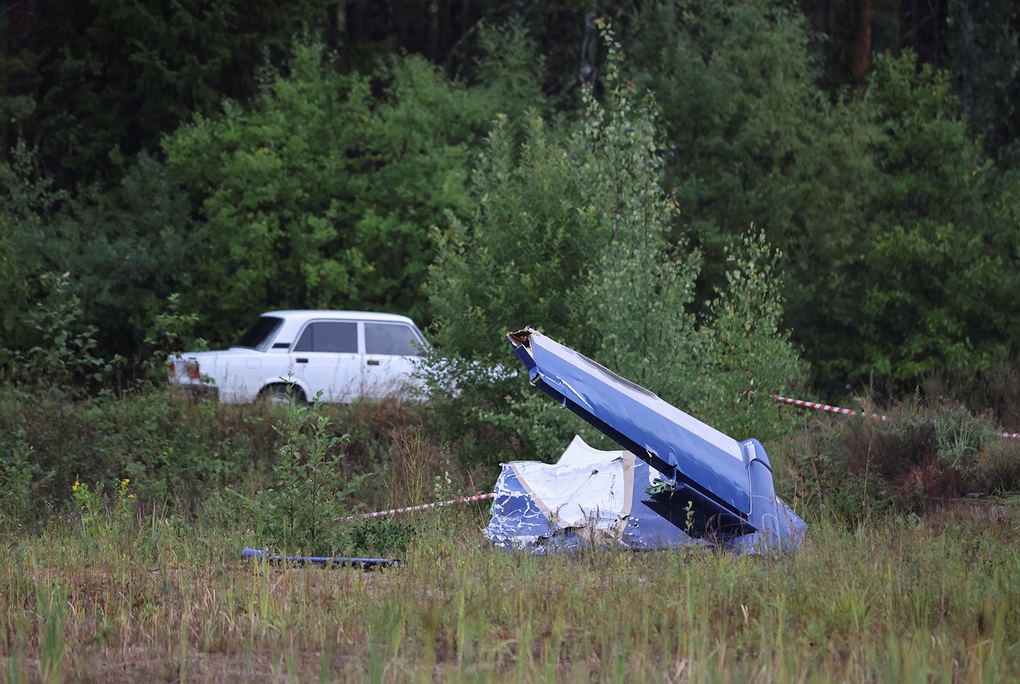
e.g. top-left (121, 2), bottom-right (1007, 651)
top-left (485, 436), bottom-right (707, 552)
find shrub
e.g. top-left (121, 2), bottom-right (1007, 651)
top-left (982, 437), bottom-right (1020, 494)
top-left (787, 396), bottom-right (1016, 523)
top-left (231, 393), bottom-right (368, 556)
top-left (0, 429), bottom-right (41, 536)
top-left (424, 23), bottom-right (806, 468)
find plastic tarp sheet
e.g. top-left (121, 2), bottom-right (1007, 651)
top-left (485, 435), bottom-right (708, 552)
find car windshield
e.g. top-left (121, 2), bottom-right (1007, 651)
top-left (234, 316), bottom-right (283, 351)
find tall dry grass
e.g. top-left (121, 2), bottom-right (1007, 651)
top-left (2, 500), bottom-right (1017, 683)
top-left (3, 385), bottom-right (1020, 681)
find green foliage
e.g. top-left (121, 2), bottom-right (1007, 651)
top-left (697, 231), bottom-right (806, 441)
top-left (425, 113), bottom-right (582, 365)
top-left (343, 517), bottom-right (415, 556)
top-left (0, 390), bottom-right (259, 523)
top-left (0, 386), bottom-right (447, 533)
top-left (11, 273), bottom-right (120, 398)
top-left (140, 293), bottom-right (208, 385)
top-left (59, 153), bottom-right (196, 362)
top-left (629, 0), bottom-right (880, 389)
top-left (0, 142), bottom-right (68, 365)
top-left (426, 22), bottom-right (806, 465)
top-left (2, 0), bottom-right (1019, 401)
top-left (568, 29), bottom-right (699, 401)
top-left (630, 1), bottom-right (1020, 393)
top-left (69, 476), bottom-right (136, 539)
top-left (788, 398), bottom-right (1020, 523)
top-left (70, 478), bottom-right (104, 537)
top-left (474, 390), bottom-right (609, 466)
top-left (842, 52), bottom-right (1020, 387)
top-left (164, 43), bottom-right (494, 342)
top-left (233, 394), bottom-right (367, 555)
top-left (0, 429), bottom-right (41, 536)
top-left (98, 394), bottom-right (258, 508)
top-left (5, 0), bottom-right (342, 183)
top-left (630, 0), bottom-right (830, 243)
top-left (471, 17), bottom-right (550, 126)
top-left (0, 147), bottom-right (195, 384)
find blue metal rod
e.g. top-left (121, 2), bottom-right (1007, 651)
top-left (241, 547), bottom-right (402, 568)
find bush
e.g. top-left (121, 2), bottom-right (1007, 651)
top-left (424, 23), bottom-right (806, 468)
top-left (0, 429), bottom-right (41, 536)
top-left (786, 396), bottom-right (1018, 523)
top-left (0, 389), bottom-right (269, 525)
top-left (0, 147), bottom-right (195, 383)
top-left (982, 437), bottom-right (1020, 494)
top-left (231, 394), bottom-right (368, 556)
top-left (0, 379), bottom-right (507, 539)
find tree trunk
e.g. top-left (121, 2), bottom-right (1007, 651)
top-left (850, 0), bottom-right (873, 82)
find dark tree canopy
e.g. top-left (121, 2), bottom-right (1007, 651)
top-left (1, 0), bottom-right (1019, 399)
top-left (1, 0), bottom-right (342, 182)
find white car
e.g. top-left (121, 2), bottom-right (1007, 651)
top-left (168, 310), bottom-right (430, 404)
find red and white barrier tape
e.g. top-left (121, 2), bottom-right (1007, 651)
top-left (348, 395), bottom-right (1017, 523)
top-left (347, 492), bottom-right (495, 521)
top-left (773, 394), bottom-right (1020, 439)
top-left (772, 394), bottom-right (888, 421)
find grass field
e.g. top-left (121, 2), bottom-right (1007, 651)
top-left (3, 389), bottom-right (1019, 682)
top-left (3, 498), bottom-right (1018, 683)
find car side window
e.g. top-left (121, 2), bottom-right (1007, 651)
top-left (365, 322), bottom-right (425, 356)
top-left (293, 321), bottom-right (358, 353)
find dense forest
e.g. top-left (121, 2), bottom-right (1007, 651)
top-left (2, 0), bottom-right (1020, 406)
top-left (4, 7), bottom-right (1020, 679)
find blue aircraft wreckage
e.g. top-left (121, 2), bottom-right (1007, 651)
top-left (484, 327), bottom-right (806, 554)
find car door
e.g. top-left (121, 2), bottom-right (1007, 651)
top-left (361, 321), bottom-right (428, 399)
top-left (289, 320), bottom-right (360, 402)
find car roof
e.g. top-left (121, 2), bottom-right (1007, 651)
top-left (262, 310), bottom-right (417, 324)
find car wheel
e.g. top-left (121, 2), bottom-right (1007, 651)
top-left (259, 383), bottom-right (306, 406)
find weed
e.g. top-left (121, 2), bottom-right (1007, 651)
top-left (344, 518), bottom-right (414, 556)
top-left (71, 478), bottom-right (104, 536)
top-left (385, 424), bottom-right (435, 508)
top-left (36, 583), bottom-right (67, 684)
top-left (982, 438), bottom-right (1020, 493)
top-left (933, 407), bottom-right (994, 489)
top-left (69, 476), bottom-right (137, 543)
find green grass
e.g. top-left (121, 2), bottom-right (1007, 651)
top-left (1, 502), bottom-right (1017, 683)
top-left (2, 389), bottom-right (1019, 681)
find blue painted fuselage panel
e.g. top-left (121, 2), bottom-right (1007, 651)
top-left (511, 331), bottom-right (753, 523)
